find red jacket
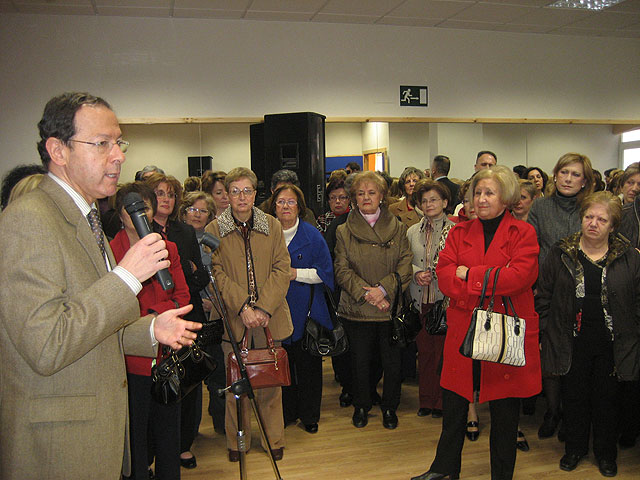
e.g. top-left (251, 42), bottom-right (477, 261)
top-left (110, 229), bottom-right (190, 376)
top-left (436, 211), bottom-right (541, 403)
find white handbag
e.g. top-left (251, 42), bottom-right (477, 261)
top-left (459, 267), bottom-right (526, 367)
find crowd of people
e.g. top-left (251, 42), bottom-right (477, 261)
top-left (1, 92), bottom-right (640, 480)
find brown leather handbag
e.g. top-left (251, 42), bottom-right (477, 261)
top-left (226, 327), bottom-right (291, 390)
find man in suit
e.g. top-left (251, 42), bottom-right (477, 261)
top-left (431, 155), bottom-right (460, 215)
top-left (0, 92), bottom-right (201, 479)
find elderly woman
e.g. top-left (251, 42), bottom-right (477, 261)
top-left (180, 191), bottom-right (227, 437)
top-left (201, 170), bottom-right (230, 216)
top-left (269, 183), bottom-right (334, 434)
top-left (536, 191), bottom-right (640, 477)
top-left (525, 167), bottom-right (548, 198)
top-left (407, 180), bottom-right (454, 419)
top-left (110, 182), bottom-right (190, 480)
top-left (511, 179), bottom-right (537, 222)
top-left (317, 178), bottom-right (350, 233)
top-left (528, 153), bottom-right (595, 439)
top-left (620, 162), bottom-right (640, 206)
top-left (204, 167), bottom-right (292, 462)
top-left (144, 172), bottom-right (209, 469)
top-left (412, 165), bottom-right (541, 480)
top-left (334, 171), bottom-right (412, 430)
top-left (389, 166), bottom-right (425, 228)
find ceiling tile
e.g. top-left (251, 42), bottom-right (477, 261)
top-left (388, 0), bottom-right (474, 18)
top-left (606, 29), bottom-right (640, 37)
top-left (438, 19), bottom-right (507, 30)
top-left (377, 16), bottom-right (444, 27)
top-left (15, 4), bottom-right (95, 15)
top-left (174, 0), bottom-right (251, 9)
top-left (96, 6), bottom-right (171, 17)
top-left (607, 0), bottom-right (640, 13)
top-left (553, 26), bottom-right (622, 35)
top-left (508, 7), bottom-right (594, 26)
top-left (172, 8), bottom-right (245, 19)
top-left (12, 0), bottom-right (91, 5)
top-left (320, 0), bottom-right (405, 16)
top-left (478, 0), bottom-right (551, 5)
top-left (249, 0), bottom-right (326, 14)
top-left (569, 11), bottom-right (640, 28)
top-left (452, 2), bottom-right (537, 22)
top-left (95, 0), bottom-right (171, 6)
top-left (312, 13), bottom-right (379, 24)
top-left (493, 23), bottom-right (556, 33)
top-left (244, 10), bottom-right (314, 21)
top-left (0, 3), bottom-right (18, 13)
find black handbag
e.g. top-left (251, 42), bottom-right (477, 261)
top-left (389, 273), bottom-right (421, 348)
top-left (459, 267), bottom-right (526, 367)
top-left (150, 319), bottom-right (219, 404)
top-left (302, 284), bottom-right (349, 357)
top-left (425, 297), bottom-right (449, 335)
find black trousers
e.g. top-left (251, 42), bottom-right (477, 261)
top-left (282, 339), bottom-right (323, 425)
top-left (343, 320), bottom-right (402, 411)
top-left (430, 389), bottom-right (520, 480)
top-left (204, 342), bottom-right (226, 433)
top-left (125, 374), bottom-right (180, 480)
top-left (561, 330), bottom-right (619, 461)
top-left (179, 384), bottom-right (202, 453)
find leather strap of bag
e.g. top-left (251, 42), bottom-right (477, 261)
top-left (307, 284), bottom-right (315, 317)
top-left (240, 327), bottom-right (276, 351)
top-left (475, 267), bottom-right (495, 309)
top-left (486, 267), bottom-right (501, 312)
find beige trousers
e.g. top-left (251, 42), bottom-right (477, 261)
top-left (222, 327), bottom-right (286, 452)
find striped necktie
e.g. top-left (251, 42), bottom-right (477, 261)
top-left (87, 208), bottom-right (107, 260)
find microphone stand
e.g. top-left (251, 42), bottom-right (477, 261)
top-left (202, 264), bottom-right (284, 480)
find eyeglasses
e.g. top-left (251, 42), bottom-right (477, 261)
top-left (329, 195), bottom-right (349, 202)
top-left (276, 199), bottom-right (298, 207)
top-left (155, 189), bottom-right (177, 199)
top-left (186, 206), bottom-right (209, 215)
top-left (69, 139), bottom-right (129, 154)
top-left (229, 187), bottom-right (255, 197)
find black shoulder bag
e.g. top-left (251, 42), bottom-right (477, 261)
top-left (302, 283), bottom-right (349, 357)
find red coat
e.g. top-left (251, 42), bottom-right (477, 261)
top-left (435, 211), bottom-right (541, 403)
top-left (110, 229), bottom-right (190, 375)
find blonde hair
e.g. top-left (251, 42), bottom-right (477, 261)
top-left (350, 171), bottom-right (389, 205)
top-left (225, 167), bottom-right (257, 190)
top-left (181, 191), bottom-right (216, 222)
top-left (470, 165), bottom-right (520, 208)
top-left (550, 153), bottom-right (595, 202)
top-left (7, 174), bottom-right (44, 205)
top-left (580, 191), bottom-right (622, 230)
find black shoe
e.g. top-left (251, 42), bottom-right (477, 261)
top-left (417, 407), bottom-right (432, 417)
top-left (372, 391), bottom-right (382, 406)
top-left (304, 423), bottom-right (319, 434)
top-left (431, 409), bottom-right (443, 418)
top-left (538, 412), bottom-right (560, 438)
top-left (352, 407), bottom-right (368, 428)
top-left (559, 453), bottom-right (585, 471)
top-left (516, 431), bottom-right (530, 452)
top-left (598, 459), bottom-right (617, 477)
top-left (466, 421), bottom-right (479, 441)
top-left (180, 454), bottom-right (197, 469)
top-left (382, 409), bottom-right (398, 429)
top-left (339, 392), bottom-right (353, 407)
top-left (410, 472), bottom-right (459, 480)
top-left (148, 468), bottom-right (155, 480)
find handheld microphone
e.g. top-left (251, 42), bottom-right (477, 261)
top-left (123, 192), bottom-right (174, 291)
top-left (199, 232), bottom-right (221, 268)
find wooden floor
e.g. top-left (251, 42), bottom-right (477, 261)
top-left (183, 359), bottom-right (640, 480)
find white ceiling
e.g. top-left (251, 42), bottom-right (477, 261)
top-left (1, 0), bottom-right (639, 38)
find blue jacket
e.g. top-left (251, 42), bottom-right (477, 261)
top-left (285, 220), bottom-right (334, 342)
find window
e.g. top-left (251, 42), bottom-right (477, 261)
top-left (621, 128), bottom-right (640, 169)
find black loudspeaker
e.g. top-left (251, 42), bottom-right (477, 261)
top-left (251, 112), bottom-right (326, 216)
top-left (188, 156), bottom-right (212, 177)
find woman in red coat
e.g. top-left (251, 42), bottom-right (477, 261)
top-left (412, 166), bottom-right (541, 480)
top-left (111, 182), bottom-right (191, 480)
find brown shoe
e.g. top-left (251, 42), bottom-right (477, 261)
top-left (228, 450), bottom-right (240, 462)
top-left (270, 447), bottom-right (284, 461)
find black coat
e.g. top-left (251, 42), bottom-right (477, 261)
top-left (536, 232), bottom-right (640, 381)
top-left (436, 177), bottom-right (460, 214)
top-left (619, 195), bottom-right (640, 249)
top-left (153, 220), bottom-right (209, 323)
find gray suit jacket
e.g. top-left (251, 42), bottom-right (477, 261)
top-left (0, 176), bottom-right (156, 479)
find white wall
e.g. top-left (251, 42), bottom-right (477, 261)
top-left (388, 123), bottom-right (430, 177)
top-left (1, 13), bottom-right (638, 179)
